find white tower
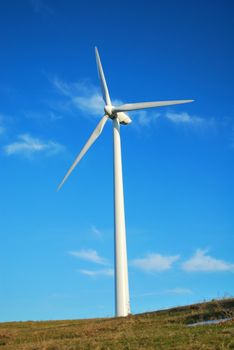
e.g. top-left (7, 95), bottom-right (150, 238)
top-left (57, 47), bottom-right (193, 317)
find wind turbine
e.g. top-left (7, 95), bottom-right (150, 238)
top-left (57, 47), bottom-right (193, 317)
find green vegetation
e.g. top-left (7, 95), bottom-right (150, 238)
top-left (1, 298), bottom-right (234, 349)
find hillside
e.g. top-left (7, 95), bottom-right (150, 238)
top-left (0, 298), bottom-right (234, 350)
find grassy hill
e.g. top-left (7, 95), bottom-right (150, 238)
top-left (0, 298), bottom-right (234, 350)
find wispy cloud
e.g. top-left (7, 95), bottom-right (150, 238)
top-left (90, 225), bottom-right (103, 239)
top-left (165, 111), bottom-right (204, 125)
top-left (0, 114), bottom-right (7, 135)
top-left (136, 110), bottom-right (207, 128)
top-left (51, 77), bottom-right (215, 134)
top-left (182, 249), bottom-right (234, 272)
top-left (52, 78), bottom-right (74, 97)
top-left (73, 94), bottom-right (104, 116)
top-left (79, 268), bottom-right (114, 277)
top-left (0, 123), bottom-right (5, 135)
top-left (68, 249), bottom-right (108, 265)
top-left (131, 253), bottom-right (180, 272)
top-left (30, 0), bottom-right (53, 15)
top-left (52, 78), bottom-right (125, 118)
top-left (135, 287), bottom-right (193, 297)
top-left (52, 77), bottom-right (208, 130)
top-left (52, 78), bottom-right (104, 117)
top-left (30, 0), bottom-right (42, 12)
top-left (166, 287), bottom-right (193, 295)
top-left (3, 134), bottom-right (64, 157)
top-left (132, 111), bottom-right (160, 127)
top-left (120, 106), bottom-right (208, 129)
top-left (23, 110), bottom-right (63, 122)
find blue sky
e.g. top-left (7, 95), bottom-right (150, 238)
top-left (0, 0), bottom-right (234, 322)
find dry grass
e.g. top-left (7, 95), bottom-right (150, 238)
top-left (0, 298), bottom-right (234, 349)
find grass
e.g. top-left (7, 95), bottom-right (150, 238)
top-left (0, 298), bottom-right (234, 349)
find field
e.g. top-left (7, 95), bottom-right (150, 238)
top-left (0, 298), bottom-right (234, 350)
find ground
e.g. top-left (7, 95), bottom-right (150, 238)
top-left (1, 298), bottom-right (234, 349)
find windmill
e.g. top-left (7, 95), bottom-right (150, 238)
top-left (57, 47), bottom-right (193, 317)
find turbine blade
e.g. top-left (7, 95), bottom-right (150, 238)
top-left (112, 100), bottom-right (194, 113)
top-left (95, 47), bottom-right (111, 106)
top-left (57, 115), bottom-right (109, 191)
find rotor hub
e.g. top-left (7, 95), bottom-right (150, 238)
top-left (104, 105), bottom-right (114, 117)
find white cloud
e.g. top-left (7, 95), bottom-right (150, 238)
top-left (182, 249), bottom-right (234, 272)
top-left (52, 78), bottom-right (211, 131)
top-left (52, 78), bottom-right (72, 97)
top-left (52, 78), bottom-right (125, 118)
top-left (134, 287), bottom-right (192, 298)
top-left (131, 253), bottom-right (180, 272)
top-left (3, 134), bottom-right (64, 157)
top-left (68, 249), bottom-right (107, 265)
top-left (0, 114), bottom-right (6, 135)
top-left (52, 78), bottom-right (104, 117)
top-left (79, 268), bottom-right (114, 277)
top-left (30, 0), bottom-right (53, 15)
top-left (73, 94), bottom-right (104, 116)
top-left (23, 110), bottom-right (63, 122)
top-left (0, 126), bottom-right (5, 135)
top-left (90, 225), bottom-right (103, 239)
top-left (130, 110), bottom-right (208, 128)
top-left (30, 0), bottom-right (43, 12)
top-left (165, 112), bottom-right (204, 125)
top-left (132, 110), bottom-right (160, 127)
top-left (166, 287), bottom-right (193, 295)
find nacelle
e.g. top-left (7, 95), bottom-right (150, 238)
top-left (117, 112), bottom-right (132, 125)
